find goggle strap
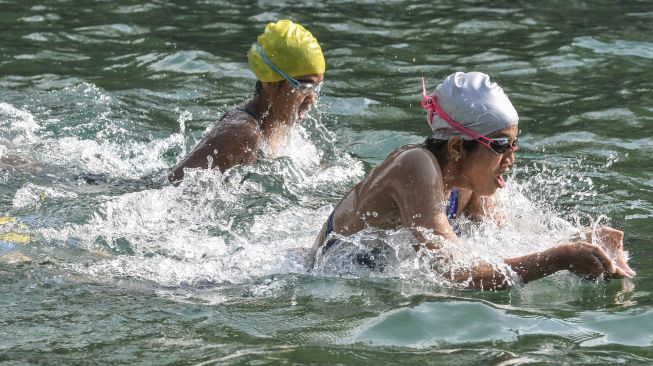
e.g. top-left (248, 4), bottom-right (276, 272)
top-left (420, 77), bottom-right (496, 149)
top-left (256, 43), bottom-right (300, 90)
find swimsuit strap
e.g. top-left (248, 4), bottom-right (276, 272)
top-left (446, 189), bottom-right (458, 221)
top-left (235, 106), bottom-right (263, 128)
top-left (323, 211), bottom-right (338, 252)
top-left (325, 210), bottom-right (335, 237)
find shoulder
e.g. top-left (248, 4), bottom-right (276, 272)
top-left (219, 109), bottom-right (260, 134)
top-left (361, 144), bottom-right (443, 196)
top-left (208, 109), bottom-right (262, 145)
top-left (387, 144), bottom-right (441, 179)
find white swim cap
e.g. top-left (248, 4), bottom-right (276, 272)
top-left (427, 72), bottom-right (518, 140)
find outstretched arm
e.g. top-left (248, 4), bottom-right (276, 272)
top-left (386, 149), bottom-right (630, 291)
top-left (446, 241), bottom-right (630, 291)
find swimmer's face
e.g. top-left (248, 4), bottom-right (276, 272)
top-left (462, 125), bottom-right (518, 196)
top-left (280, 73), bottom-right (324, 120)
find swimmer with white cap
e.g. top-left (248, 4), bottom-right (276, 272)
top-left (308, 72), bottom-right (634, 289)
top-left (169, 20), bottom-right (325, 181)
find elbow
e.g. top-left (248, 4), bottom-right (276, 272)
top-left (168, 168), bottom-right (183, 185)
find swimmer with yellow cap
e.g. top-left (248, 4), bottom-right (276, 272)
top-left (170, 20), bottom-right (325, 181)
top-left (307, 71), bottom-right (634, 289)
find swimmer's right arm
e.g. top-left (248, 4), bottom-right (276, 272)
top-left (391, 148), bottom-right (459, 247)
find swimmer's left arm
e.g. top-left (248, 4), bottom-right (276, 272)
top-left (447, 241), bottom-right (630, 291)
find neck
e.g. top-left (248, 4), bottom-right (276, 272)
top-left (441, 160), bottom-right (465, 192)
top-left (423, 142), bottom-right (463, 192)
top-left (247, 91), bottom-right (296, 140)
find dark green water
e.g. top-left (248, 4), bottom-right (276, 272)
top-left (1, 1), bottom-right (652, 365)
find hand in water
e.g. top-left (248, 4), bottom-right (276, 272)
top-left (572, 226), bottom-right (635, 278)
top-left (559, 241), bottom-right (630, 280)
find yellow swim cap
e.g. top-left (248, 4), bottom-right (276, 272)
top-left (247, 20), bottom-right (325, 82)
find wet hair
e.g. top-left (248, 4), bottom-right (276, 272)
top-left (424, 136), bottom-right (478, 165)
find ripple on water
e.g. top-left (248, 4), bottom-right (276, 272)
top-left (15, 50), bottom-right (90, 63)
top-left (574, 36), bottom-right (653, 59)
top-left (348, 301), bottom-right (576, 347)
top-left (453, 20), bottom-right (526, 35)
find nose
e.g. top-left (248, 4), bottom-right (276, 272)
top-left (503, 149), bottom-right (515, 166)
top-left (303, 90), bottom-right (317, 104)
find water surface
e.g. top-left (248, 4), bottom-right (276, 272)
top-left (1, 1), bottom-right (652, 364)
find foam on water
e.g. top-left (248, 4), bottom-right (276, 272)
top-left (22, 106), bottom-right (364, 287)
top-left (0, 102), bottom-right (42, 145)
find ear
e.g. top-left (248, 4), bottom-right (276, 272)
top-left (261, 81), bottom-right (276, 94)
top-left (260, 81), bottom-right (279, 93)
top-left (446, 137), bottom-right (465, 161)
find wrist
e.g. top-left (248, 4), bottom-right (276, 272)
top-left (544, 244), bottom-right (569, 273)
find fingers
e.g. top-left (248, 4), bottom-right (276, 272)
top-left (591, 245), bottom-right (614, 274)
top-left (582, 243), bottom-right (628, 280)
top-left (593, 247), bottom-right (635, 279)
top-left (615, 259), bottom-right (636, 277)
top-left (611, 266), bottom-right (630, 279)
top-left (592, 245), bottom-right (635, 279)
top-left (564, 241), bottom-right (635, 281)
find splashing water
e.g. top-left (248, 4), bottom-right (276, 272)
top-left (17, 103), bottom-right (365, 287)
top-left (1, 90), bottom-right (626, 293)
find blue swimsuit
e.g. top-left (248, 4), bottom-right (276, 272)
top-left (445, 189), bottom-right (459, 221)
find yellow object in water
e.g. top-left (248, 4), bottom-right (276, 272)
top-left (0, 216), bottom-right (30, 244)
top-left (0, 232), bottom-right (30, 244)
top-left (0, 216), bottom-right (16, 225)
top-left (247, 19), bottom-right (325, 82)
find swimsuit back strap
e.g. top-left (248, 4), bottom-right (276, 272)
top-left (235, 106), bottom-right (263, 127)
top-left (446, 189), bottom-right (458, 220)
top-left (323, 211), bottom-right (338, 252)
